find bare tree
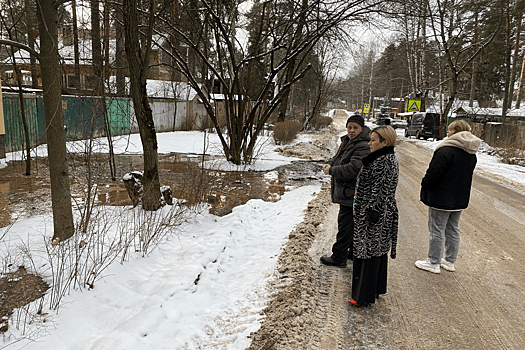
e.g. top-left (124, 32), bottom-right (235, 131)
top-left (303, 40), bottom-right (346, 129)
top-left (501, 1), bottom-right (513, 119)
top-left (507, 9), bottom-right (522, 112)
top-left (113, 1), bottom-right (126, 96)
top-left (513, 1), bottom-right (525, 108)
top-left (468, 10), bottom-right (479, 108)
top-left (516, 42), bottom-right (525, 108)
top-left (0, 1), bottom-right (32, 175)
top-left (393, 0), bottom-right (435, 110)
top-left (156, 0), bottom-right (384, 165)
top-left (25, 0), bottom-right (39, 90)
top-left (35, 0), bottom-right (75, 241)
top-left (123, 0), bottom-right (162, 210)
top-left (71, 0), bottom-right (81, 90)
top-left (426, 0), bottom-right (501, 138)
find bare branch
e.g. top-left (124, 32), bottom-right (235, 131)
top-left (0, 39), bottom-right (39, 60)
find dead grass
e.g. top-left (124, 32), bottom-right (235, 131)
top-left (494, 147), bottom-right (525, 166)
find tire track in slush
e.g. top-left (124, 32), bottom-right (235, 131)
top-left (306, 202), bottom-right (348, 350)
top-left (451, 272), bottom-right (514, 350)
top-left (307, 267), bottom-right (347, 349)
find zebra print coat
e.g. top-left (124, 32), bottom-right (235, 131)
top-left (353, 146), bottom-right (399, 260)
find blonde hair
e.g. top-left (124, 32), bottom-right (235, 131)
top-left (448, 119), bottom-right (471, 133)
top-left (371, 126), bottom-right (397, 147)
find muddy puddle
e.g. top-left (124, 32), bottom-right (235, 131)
top-left (0, 162), bottom-right (38, 194)
top-left (0, 153), bottom-right (327, 226)
top-left (0, 161), bottom-right (49, 227)
top-left (103, 153), bottom-right (328, 216)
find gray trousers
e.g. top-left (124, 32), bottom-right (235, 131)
top-left (428, 207), bottom-right (462, 265)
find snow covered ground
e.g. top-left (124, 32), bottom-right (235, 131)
top-left (0, 120), bottom-right (524, 349)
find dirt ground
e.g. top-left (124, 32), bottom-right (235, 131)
top-left (247, 111), bottom-right (525, 350)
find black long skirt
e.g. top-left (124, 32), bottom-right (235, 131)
top-left (351, 254), bottom-right (388, 306)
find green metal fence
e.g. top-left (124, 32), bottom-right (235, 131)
top-left (107, 97), bottom-right (131, 136)
top-left (2, 94), bottom-right (132, 153)
top-left (2, 93), bottom-right (39, 153)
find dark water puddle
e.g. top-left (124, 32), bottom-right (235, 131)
top-left (100, 153), bottom-right (327, 216)
top-left (90, 153), bottom-right (327, 216)
top-left (0, 160), bottom-right (52, 227)
top-left (0, 154), bottom-right (326, 224)
top-left (0, 162), bottom-right (37, 194)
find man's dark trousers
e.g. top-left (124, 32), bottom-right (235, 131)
top-left (331, 204), bottom-right (354, 263)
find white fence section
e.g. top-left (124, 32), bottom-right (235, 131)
top-left (130, 99), bottom-right (190, 133)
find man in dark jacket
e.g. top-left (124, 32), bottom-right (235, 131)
top-left (415, 120), bottom-right (481, 274)
top-left (320, 114), bottom-right (370, 267)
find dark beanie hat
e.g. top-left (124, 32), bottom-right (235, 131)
top-left (346, 114), bottom-right (365, 127)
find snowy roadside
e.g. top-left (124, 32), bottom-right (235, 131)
top-left (0, 185), bottom-right (321, 349)
top-left (0, 130), bottom-right (323, 349)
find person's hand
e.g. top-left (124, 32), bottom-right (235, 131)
top-left (322, 164), bottom-right (331, 175)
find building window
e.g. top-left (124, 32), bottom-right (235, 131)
top-left (84, 75), bottom-right (97, 90)
top-left (67, 74), bottom-right (78, 89)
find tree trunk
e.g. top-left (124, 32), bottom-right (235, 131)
top-left (72, 0), bottom-right (81, 90)
top-left (115, 1), bottom-right (126, 97)
top-left (420, 4), bottom-right (427, 112)
top-left (515, 48), bottom-right (525, 108)
top-left (25, 0), bottom-right (38, 89)
top-left (368, 55), bottom-right (374, 118)
top-left (502, 5), bottom-right (512, 119)
top-left (509, 11), bottom-right (523, 109)
top-left (35, 0), bottom-right (74, 241)
top-left (6, 24), bottom-right (31, 175)
top-left (277, 62), bottom-right (296, 122)
top-left (469, 12), bottom-right (479, 107)
top-left (12, 60), bottom-right (31, 175)
top-left (91, 0), bottom-right (102, 92)
top-left (123, 0), bottom-right (162, 210)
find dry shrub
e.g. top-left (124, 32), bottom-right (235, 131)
top-left (308, 116), bottom-right (333, 130)
top-left (273, 120), bottom-right (302, 144)
top-left (494, 147), bottom-right (525, 166)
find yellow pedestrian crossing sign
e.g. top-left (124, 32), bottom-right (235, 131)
top-left (363, 103), bottom-right (369, 114)
top-left (408, 100), bottom-right (421, 112)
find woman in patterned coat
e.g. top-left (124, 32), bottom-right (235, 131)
top-left (350, 126), bottom-right (399, 307)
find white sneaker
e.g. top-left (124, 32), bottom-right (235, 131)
top-left (415, 260), bottom-right (440, 274)
top-left (440, 259), bottom-right (456, 272)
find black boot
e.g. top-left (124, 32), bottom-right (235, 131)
top-left (320, 255), bottom-right (346, 268)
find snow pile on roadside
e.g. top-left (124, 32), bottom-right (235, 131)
top-left (1, 184), bottom-right (321, 349)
